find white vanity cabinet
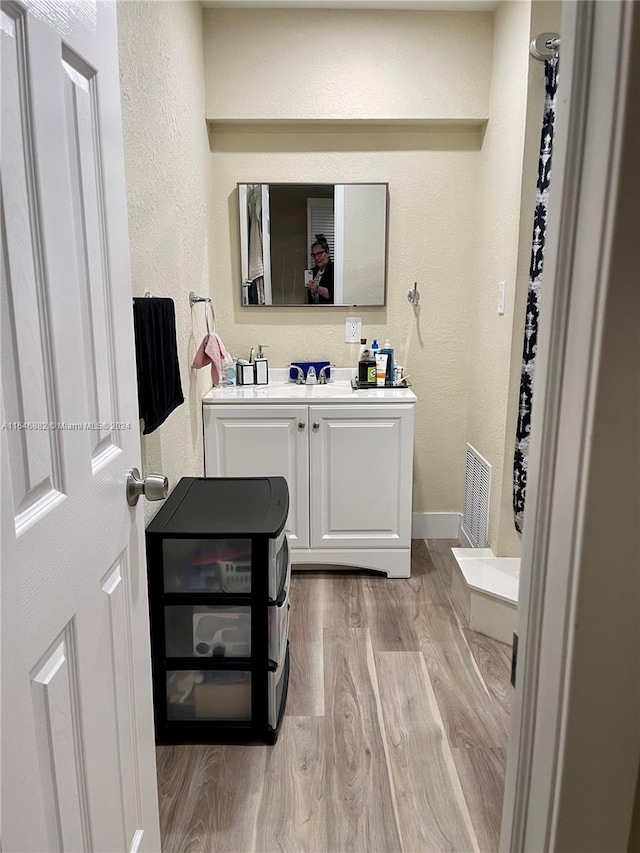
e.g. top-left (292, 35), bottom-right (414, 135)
top-left (203, 380), bottom-right (416, 578)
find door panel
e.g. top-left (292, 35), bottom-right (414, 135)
top-left (1, 2), bottom-right (160, 850)
top-left (100, 559), bottom-right (146, 851)
top-left (310, 405), bottom-right (414, 549)
top-left (62, 48), bottom-right (118, 464)
top-left (30, 627), bottom-right (91, 851)
top-left (1, 4), bottom-right (65, 528)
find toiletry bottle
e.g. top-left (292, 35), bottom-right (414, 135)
top-left (224, 353), bottom-right (236, 386)
top-left (370, 339), bottom-right (379, 362)
top-left (380, 338), bottom-right (395, 385)
top-left (357, 338), bottom-right (368, 363)
top-left (375, 352), bottom-right (388, 387)
top-left (358, 348), bottom-right (375, 385)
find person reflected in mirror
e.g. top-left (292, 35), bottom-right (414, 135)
top-left (307, 235), bottom-right (334, 304)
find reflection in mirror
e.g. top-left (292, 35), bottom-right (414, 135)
top-left (239, 183), bottom-right (388, 307)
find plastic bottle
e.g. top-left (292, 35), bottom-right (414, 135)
top-left (357, 338), bottom-right (368, 364)
top-left (224, 353), bottom-right (236, 386)
top-left (380, 338), bottom-right (394, 385)
top-left (375, 352), bottom-right (388, 387)
top-left (370, 339), bottom-right (379, 361)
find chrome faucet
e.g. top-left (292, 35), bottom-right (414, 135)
top-left (318, 364), bottom-right (332, 385)
top-left (290, 365), bottom-right (305, 384)
top-left (305, 366), bottom-right (318, 385)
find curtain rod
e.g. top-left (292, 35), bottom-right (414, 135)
top-left (530, 31), bottom-right (561, 61)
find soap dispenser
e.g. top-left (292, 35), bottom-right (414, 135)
top-left (254, 344), bottom-right (269, 385)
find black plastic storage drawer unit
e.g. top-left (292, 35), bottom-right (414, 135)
top-left (145, 476), bottom-right (291, 745)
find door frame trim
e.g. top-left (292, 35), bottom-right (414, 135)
top-left (500, 1), bottom-right (638, 848)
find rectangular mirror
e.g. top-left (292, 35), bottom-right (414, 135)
top-left (238, 183), bottom-right (388, 307)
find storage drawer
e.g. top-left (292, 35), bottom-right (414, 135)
top-left (161, 532), bottom-right (288, 599)
top-left (268, 645), bottom-right (290, 729)
top-left (165, 670), bottom-right (251, 721)
top-left (164, 605), bottom-right (251, 658)
top-left (268, 596), bottom-right (290, 668)
top-left (162, 538), bottom-right (252, 593)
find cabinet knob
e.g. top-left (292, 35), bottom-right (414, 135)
top-left (298, 421), bottom-right (305, 430)
top-left (313, 422), bottom-right (320, 431)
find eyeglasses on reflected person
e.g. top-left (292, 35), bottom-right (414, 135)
top-left (311, 250), bottom-right (327, 259)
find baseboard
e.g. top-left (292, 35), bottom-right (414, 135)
top-left (459, 526), bottom-right (474, 548)
top-left (412, 512), bottom-right (462, 540)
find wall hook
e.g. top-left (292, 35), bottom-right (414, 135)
top-left (407, 282), bottom-right (420, 306)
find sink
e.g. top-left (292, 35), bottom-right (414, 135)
top-left (254, 383), bottom-right (306, 398)
top-left (306, 382), bottom-right (354, 396)
top-left (253, 380), bottom-right (354, 399)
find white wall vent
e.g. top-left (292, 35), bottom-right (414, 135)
top-left (462, 444), bottom-right (491, 548)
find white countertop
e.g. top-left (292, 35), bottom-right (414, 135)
top-left (202, 367), bottom-right (417, 405)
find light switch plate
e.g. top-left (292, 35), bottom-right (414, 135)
top-left (498, 282), bottom-right (506, 315)
top-left (345, 317), bottom-right (362, 343)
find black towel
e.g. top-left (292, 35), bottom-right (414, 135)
top-left (132, 297), bottom-right (184, 434)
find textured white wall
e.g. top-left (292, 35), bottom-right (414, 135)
top-left (464, 0), bottom-right (561, 557)
top-left (204, 9), bottom-right (492, 122)
top-left (496, 0), bottom-right (562, 556)
top-left (462, 0), bottom-right (531, 554)
top-left (117, 0), bottom-right (213, 520)
top-left (203, 8), bottom-right (492, 514)
top-left (116, 2), bottom-right (549, 527)
top-left (210, 127), bottom-right (482, 513)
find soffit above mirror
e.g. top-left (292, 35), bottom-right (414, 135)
top-left (203, 8), bottom-right (492, 123)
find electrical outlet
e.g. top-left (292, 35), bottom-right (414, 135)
top-left (345, 317), bottom-right (362, 343)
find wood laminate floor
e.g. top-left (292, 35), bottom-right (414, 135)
top-left (156, 540), bottom-right (512, 853)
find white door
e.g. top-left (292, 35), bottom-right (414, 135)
top-left (1, 2), bottom-right (161, 851)
top-left (309, 405), bottom-right (414, 549)
top-left (203, 404), bottom-right (310, 548)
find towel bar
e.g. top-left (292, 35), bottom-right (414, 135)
top-left (189, 291), bottom-right (216, 334)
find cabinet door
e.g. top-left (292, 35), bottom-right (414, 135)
top-left (204, 405), bottom-right (309, 548)
top-left (310, 405), bottom-right (414, 549)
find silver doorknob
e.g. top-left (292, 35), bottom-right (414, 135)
top-left (126, 467), bottom-right (169, 506)
top-left (313, 422), bottom-right (320, 431)
top-left (298, 421), bottom-right (305, 430)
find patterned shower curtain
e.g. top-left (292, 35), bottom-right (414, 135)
top-left (513, 57), bottom-right (559, 533)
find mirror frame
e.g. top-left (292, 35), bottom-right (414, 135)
top-left (237, 182), bottom-right (390, 308)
